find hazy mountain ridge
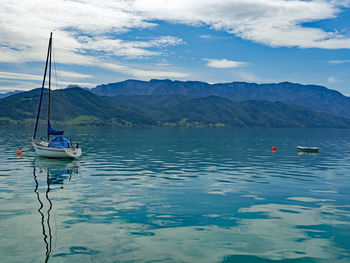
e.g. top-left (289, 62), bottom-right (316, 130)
top-left (0, 88), bottom-right (155, 126)
top-left (0, 90), bottom-right (23, 99)
top-left (92, 79), bottom-right (350, 118)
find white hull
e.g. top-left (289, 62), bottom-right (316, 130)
top-left (33, 141), bottom-right (82, 159)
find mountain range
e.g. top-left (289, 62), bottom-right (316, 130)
top-left (1, 84), bottom-right (350, 128)
top-left (92, 79), bottom-right (350, 119)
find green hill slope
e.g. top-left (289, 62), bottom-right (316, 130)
top-left (111, 94), bottom-right (350, 128)
top-left (0, 87), bottom-right (155, 126)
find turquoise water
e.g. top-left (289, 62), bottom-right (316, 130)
top-left (0, 126), bottom-right (350, 263)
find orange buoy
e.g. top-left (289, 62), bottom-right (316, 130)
top-left (272, 146), bottom-right (277, 152)
top-left (16, 148), bottom-right (22, 156)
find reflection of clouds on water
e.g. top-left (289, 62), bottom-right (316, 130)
top-left (142, 204), bottom-right (347, 262)
top-left (310, 190), bottom-right (338, 194)
top-left (287, 197), bottom-right (335, 202)
top-left (52, 201), bottom-right (350, 262)
top-left (235, 203), bottom-right (349, 259)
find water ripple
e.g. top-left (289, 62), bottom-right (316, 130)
top-left (1, 127), bottom-right (350, 262)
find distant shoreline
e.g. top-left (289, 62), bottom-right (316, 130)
top-left (1, 120), bottom-right (350, 129)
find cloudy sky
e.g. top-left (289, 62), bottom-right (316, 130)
top-left (0, 0), bottom-right (350, 95)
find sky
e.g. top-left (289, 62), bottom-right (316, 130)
top-left (0, 0), bottom-right (350, 95)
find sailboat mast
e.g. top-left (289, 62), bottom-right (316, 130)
top-left (33, 32), bottom-right (52, 140)
top-left (47, 32), bottom-right (52, 142)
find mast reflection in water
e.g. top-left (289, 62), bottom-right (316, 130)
top-left (32, 159), bottom-right (79, 263)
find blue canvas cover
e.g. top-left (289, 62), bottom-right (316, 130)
top-left (48, 122), bottom-right (64, 136)
top-left (48, 136), bottom-right (71, 148)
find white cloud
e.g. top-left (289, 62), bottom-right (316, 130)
top-left (198, 35), bottom-right (228, 41)
top-left (205, 59), bottom-right (247, 68)
top-left (233, 70), bottom-right (260, 82)
top-left (0, 70), bottom-right (93, 82)
top-left (129, 69), bottom-right (188, 79)
top-left (132, 0), bottom-right (350, 49)
top-left (0, 79), bottom-right (40, 92)
top-left (103, 62), bottom-right (188, 79)
top-left (0, 0), bottom-right (189, 86)
top-left (79, 35), bottom-right (184, 59)
top-left (0, 1), bottom-right (183, 65)
top-left (329, 60), bottom-right (350, 64)
top-left (57, 80), bottom-right (96, 88)
top-left (199, 35), bottom-right (213, 39)
top-left (0, 71), bottom-right (43, 81)
top-left (328, 76), bottom-right (341, 83)
top-left (0, 71), bottom-right (96, 88)
top-left (56, 70), bottom-right (93, 79)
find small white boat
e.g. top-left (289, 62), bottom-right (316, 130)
top-left (297, 146), bottom-right (319, 153)
top-left (32, 32), bottom-right (82, 159)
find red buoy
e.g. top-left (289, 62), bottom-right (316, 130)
top-left (16, 148), bottom-right (22, 156)
top-left (272, 146), bottom-right (277, 152)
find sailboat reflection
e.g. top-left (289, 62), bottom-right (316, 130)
top-left (32, 158), bottom-right (79, 263)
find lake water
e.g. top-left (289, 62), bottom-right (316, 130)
top-left (0, 126), bottom-right (350, 263)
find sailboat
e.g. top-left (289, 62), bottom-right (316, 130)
top-left (32, 32), bottom-right (82, 159)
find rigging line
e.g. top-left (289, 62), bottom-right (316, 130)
top-left (50, 32), bottom-right (59, 133)
top-left (52, 37), bottom-right (59, 91)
